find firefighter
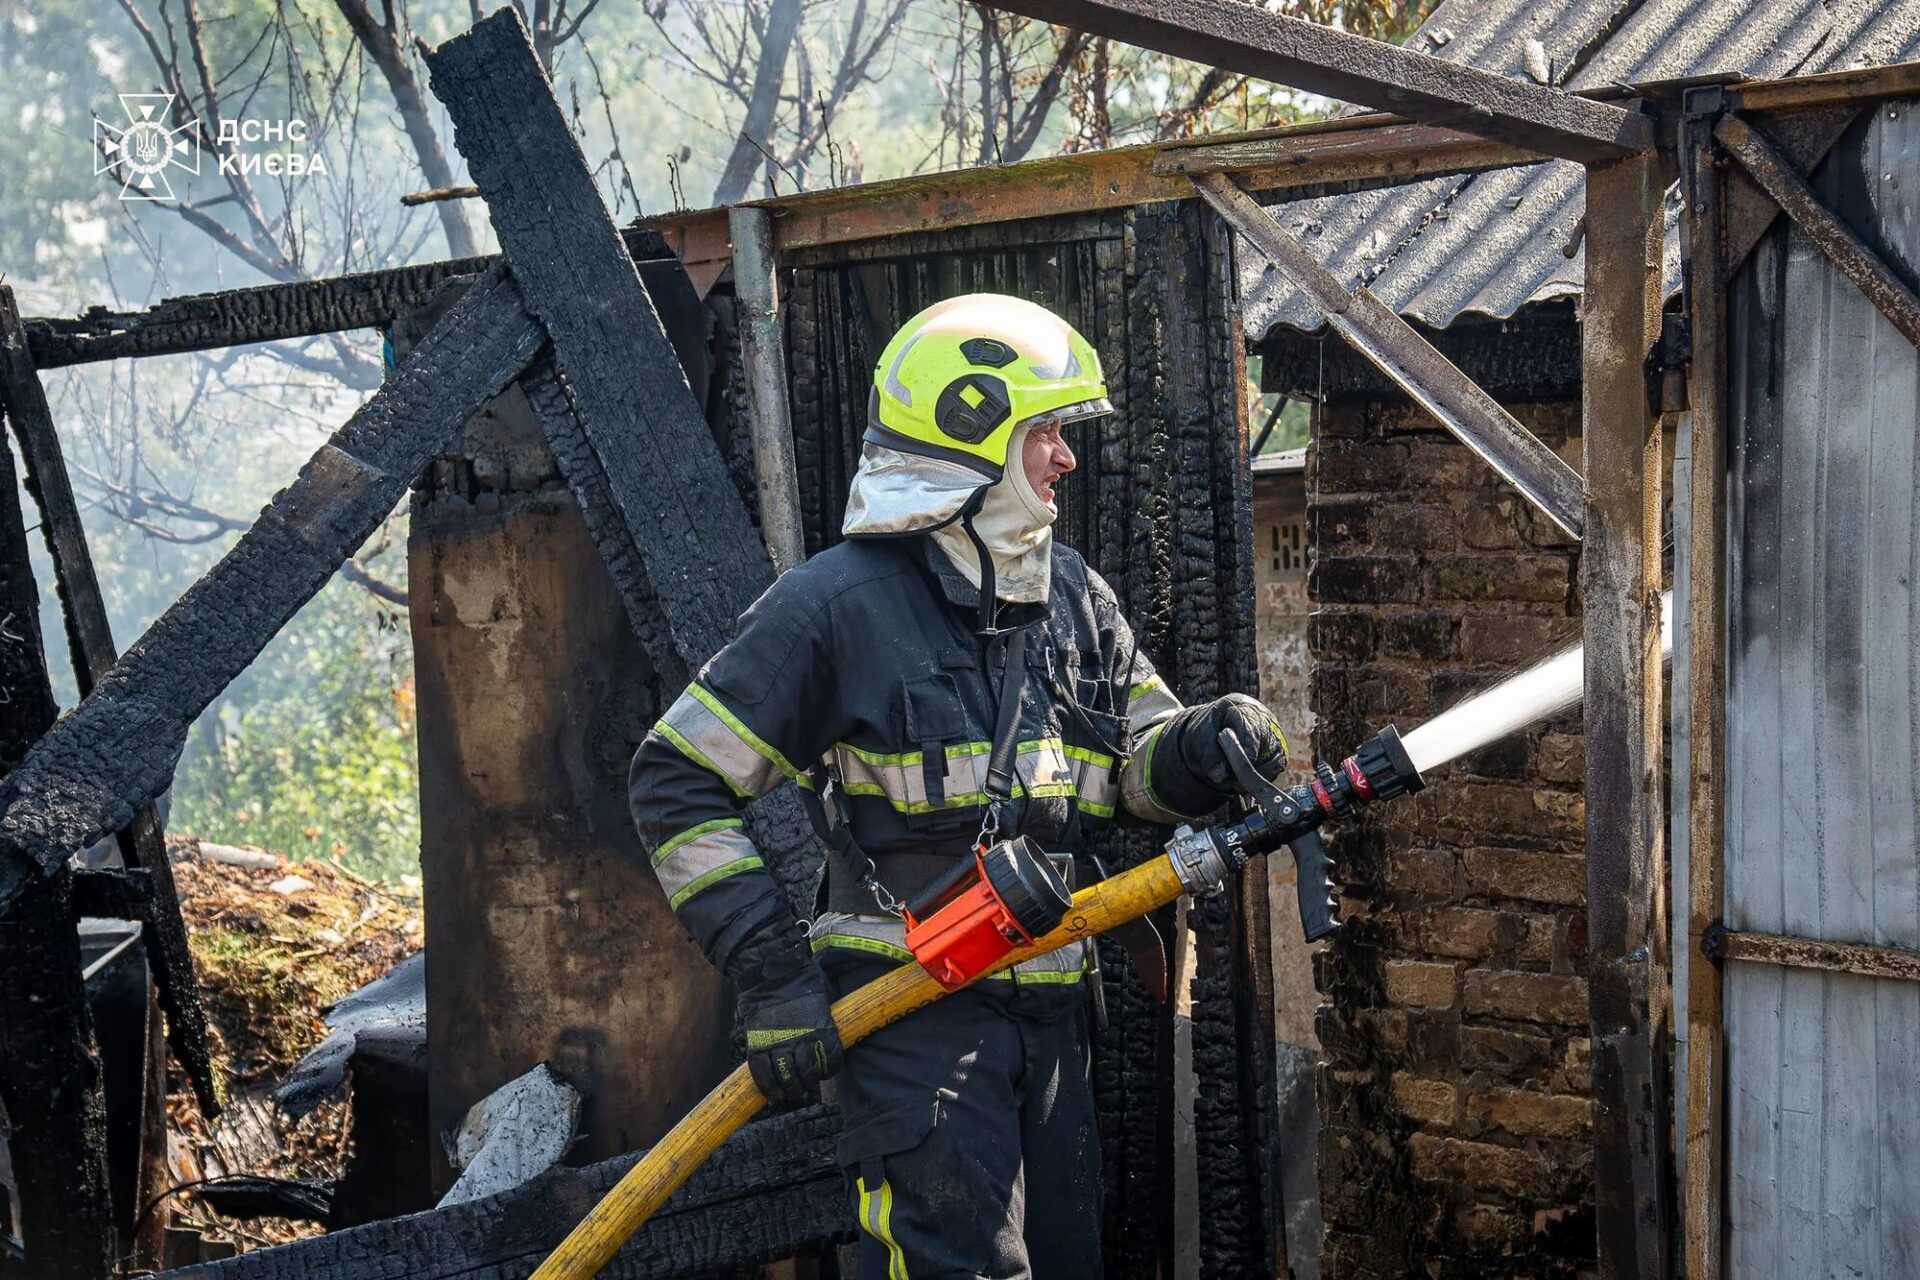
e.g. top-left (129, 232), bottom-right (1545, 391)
top-left (628, 293), bottom-right (1286, 1278)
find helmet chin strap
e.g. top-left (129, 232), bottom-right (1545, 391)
top-left (959, 487), bottom-right (998, 635)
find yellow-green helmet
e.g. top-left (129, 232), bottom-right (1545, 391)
top-left (868, 294), bottom-right (1112, 478)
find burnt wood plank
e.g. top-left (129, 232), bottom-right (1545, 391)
top-left (0, 267), bottom-right (543, 920)
top-left (425, 9), bottom-right (775, 665)
top-left (426, 9), bottom-right (827, 916)
top-left (0, 286), bottom-right (220, 1117)
top-left (160, 1105), bottom-right (851, 1279)
top-left (1580, 148), bottom-right (1675, 1280)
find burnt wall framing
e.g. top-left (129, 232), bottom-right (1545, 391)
top-left (0, 39), bottom-right (1914, 1279)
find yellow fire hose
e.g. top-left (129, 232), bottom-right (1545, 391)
top-left (529, 853), bottom-right (1187, 1279)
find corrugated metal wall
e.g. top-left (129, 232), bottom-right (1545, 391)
top-left (1714, 100), bottom-right (1920, 1277)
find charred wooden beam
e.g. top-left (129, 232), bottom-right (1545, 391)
top-left (1580, 147), bottom-right (1674, 1280)
top-left (20, 229), bottom-right (664, 370)
top-left (1192, 172), bottom-right (1584, 539)
top-left (0, 406), bottom-right (115, 1280)
top-left (1680, 90), bottom-right (1731, 1280)
top-left (987, 0), bottom-right (1650, 162)
top-left (427, 8), bottom-right (825, 916)
top-left (427, 10), bottom-right (775, 667)
top-left (159, 1104), bottom-right (850, 1278)
top-left (1, 287), bottom-right (220, 1116)
top-left (71, 869), bottom-right (152, 922)
top-left (1717, 111), bottom-right (1920, 351)
top-left (0, 267), bottom-right (544, 920)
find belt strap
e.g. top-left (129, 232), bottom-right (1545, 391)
top-left (983, 627), bottom-right (1029, 806)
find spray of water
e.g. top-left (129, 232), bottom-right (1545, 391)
top-left (1399, 591), bottom-right (1674, 777)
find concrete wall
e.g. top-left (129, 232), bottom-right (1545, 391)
top-left (1306, 398), bottom-right (1596, 1279)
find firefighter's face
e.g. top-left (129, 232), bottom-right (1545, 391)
top-left (1022, 419), bottom-right (1076, 512)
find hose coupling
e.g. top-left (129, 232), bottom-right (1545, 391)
top-left (1167, 823), bottom-right (1234, 898)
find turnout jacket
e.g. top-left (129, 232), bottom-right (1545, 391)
top-left (628, 537), bottom-right (1196, 983)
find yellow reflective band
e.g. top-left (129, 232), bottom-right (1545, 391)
top-left (667, 856), bottom-right (763, 910)
top-left (1141, 720), bottom-right (1175, 816)
top-left (1128, 675), bottom-right (1162, 702)
top-left (687, 682), bottom-right (806, 785)
top-left (857, 1176), bottom-right (910, 1280)
top-left (653, 721), bottom-right (755, 800)
top-left (837, 740), bottom-right (994, 768)
top-left (811, 933), bottom-right (915, 965)
top-left (651, 817), bottom-right (744, 866)
top-left (1062, 742), bottom-right (1116, 771)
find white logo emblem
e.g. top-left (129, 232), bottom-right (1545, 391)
top-left (95, 94), bottom-right (200, 201)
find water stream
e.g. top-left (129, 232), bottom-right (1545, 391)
top-left (1398, 591), bottom-right (1674, 777)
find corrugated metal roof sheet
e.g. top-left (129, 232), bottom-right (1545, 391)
top-left (1243, 0), bottom-right (1920, 337)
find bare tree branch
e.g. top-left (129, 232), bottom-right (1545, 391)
top-left (710, 0), bottom-right (806, 204)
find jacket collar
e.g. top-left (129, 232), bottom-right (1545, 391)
top-left (918, 537), bottom-right (1047, 631)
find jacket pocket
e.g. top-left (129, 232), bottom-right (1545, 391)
top-left (900, 673), bottom-right (982, 822)
top-left (835, 1096), bottom-right (942, 1172)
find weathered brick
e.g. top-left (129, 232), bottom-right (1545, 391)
top-left (1381, 611), bottom-right (1457, 660)
top-left (1311, 500), bottom-right (1375, 551)
top-left (1318, 438), bottom-right (1409, 491)
top-left (1454, 736), bottom-right (1530, 781)
top-left (1312, 556), bottom-right (1422, 604)
top-left (1549, 1038), bottom-right (1593, 1093)
top-left (1392, 1073), bottom-right (1459, 1127)
top-left (1382, 959), bottom-right (1457, 1009)
top-left (1405, 439), bottom-right (1489, 488)
top-left (1459, 499), bottom-right (1526, 550)
top-left (1391, 505), bottom-right (1460, 551)
top-left (1463, 848), bottom-right (1587, 907)
top-left (1359, 1007), bottom-right (1409, 1053)
top-left (1468, 1088), bottom-right (1593, 1139)
top-left (1535, 732), bottom-right (1584, 783)
top-left (1519, 915), bottom-right (1555, 966)
top-left (1458, 612), bottom-right (1561, 664)
top-left (1460, 1025), bottom-right (1554, 1077)
top-left (1309, 610), bottom-right (1375, 661)
top-left (1389, 847), bottom-right (1456, 899)
top-left (1428, 554), bottom-right (1570, 604)
top-left (1409, 1134), bottom-right (1552, 1198)
top-left (1464, 971), bottom-right (1589, 1026)
top-left (1421, 907), bottom-right (1507, 959)
top-left (1457, 1203), bottom-right (1525, 1251)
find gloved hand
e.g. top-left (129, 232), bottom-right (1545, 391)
top-left (729, 920), bottom-right (844, 1107)
top-left (1152, 693), bottom-right (1290, 817)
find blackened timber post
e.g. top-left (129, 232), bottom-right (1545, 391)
top-left (728, 206), bottom-right (808, 573)
top-left (0, 410), bottom-right (113, 1280)
top-left (1581, 140), bottom-right (1676, 1279)
top-left (0, 285), bottom-right (220, 1120)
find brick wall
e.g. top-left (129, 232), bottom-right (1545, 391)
top-left (1307, 397), bottom-right (1598, 1279)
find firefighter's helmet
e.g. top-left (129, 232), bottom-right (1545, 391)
top-left (867, 294), bottom-right (1112, 479)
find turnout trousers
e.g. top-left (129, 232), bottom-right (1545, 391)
top-left (825, 957), bottom-right (1102, 1280)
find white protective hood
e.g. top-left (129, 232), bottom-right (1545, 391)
top-left (842, 421), bottom-right (1057, 603)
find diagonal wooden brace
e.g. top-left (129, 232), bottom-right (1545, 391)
top-left (989, 0), bottom-right (1650, 164)
top-left (1192, 172), bottom-right (1585, 540)
top-left (1717, 111), bottom-right (1920, 352)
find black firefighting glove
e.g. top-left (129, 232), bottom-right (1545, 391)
top-left (1153, 693), bottom-right (1290, 817)
top-left (728, 917), bottom-right (844, 1107)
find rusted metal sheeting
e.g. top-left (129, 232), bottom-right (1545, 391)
top-left (1194, 172), bottom-right (1583, 538)
top-left (987, 0), bottom-right (1650, 161)
top-left (1717, 111), bottom-right (1920, 350)
top-left (1719, 99), bottom-right (1920, 1280)
top-left (1245, 0), bottom-right (1920, 339)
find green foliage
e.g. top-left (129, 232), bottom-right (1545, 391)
top-left (172, 577), bottom-right (420, 883)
